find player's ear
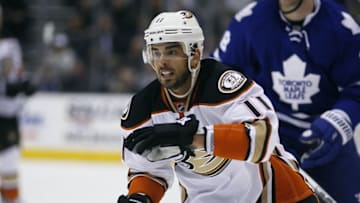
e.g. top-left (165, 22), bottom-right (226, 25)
top-left (190, 48), bottom-right (201, 69)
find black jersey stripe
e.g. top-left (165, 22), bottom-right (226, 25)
top-left (257, 96), bottom-right (271, 110)
top-left (257, 162), bottom-right (273, 203)
top-left (256, 118), bottom-right (272, 163)
top-left (271, 164), bottom-right (276, 203)
top-left (256, 163), bottom-right (266, 203)
top-left (245, 100), bottom-right (261, 117)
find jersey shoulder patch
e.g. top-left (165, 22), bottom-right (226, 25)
top-left (218, 70), bottom-right (247, 94)
top-left (197, 59), bottom-right (253, 104)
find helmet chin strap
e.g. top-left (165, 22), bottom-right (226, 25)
top-left (281, 0), bottom-right (304, 14)
top-left (168, 57), bottom-right (200, 99)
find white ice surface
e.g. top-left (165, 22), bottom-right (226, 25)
top-left (20, 159), bottom-right (181, 203)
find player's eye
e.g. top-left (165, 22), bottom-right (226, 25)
top-left (165, 49), bottom-right (178, 57)
top-left (153, 51), bottom-right (161, 58)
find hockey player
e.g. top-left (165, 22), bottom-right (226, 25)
top-left (0, 4), bottom-right (35, 203)
top-left (118, 10), bottom-right (319, 203)
top-left (212, 0), bottom-right (360, 202)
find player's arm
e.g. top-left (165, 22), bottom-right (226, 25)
top-left (191, 79), bottom-right (279, 163)
top-left (119, 100), bottom-right (174, 203)
top-left (299, 16), bottom-right (360, 168)
top-left (120, 136), bottom-right (173, 203)
top-left (193, 120), bottom-right (273, 163)
top-left (1, 40), bottom-right (36, 97)
top-left (197, 93), bottom-right (279, 163)
top-left (329, 15), bottom-right (360, 134)
top-left (117, 169), bottom-right (168, 203)
top-left (5, 79), bottom-right (36, 97)
top-left (119, 132), bottom-right (173, 203)
top-left (123, 114), bottom-right (199, 162)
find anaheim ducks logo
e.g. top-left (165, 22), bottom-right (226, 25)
top-left (218, 70), bottom-right (247, 94)
top-left (180, 11), bottom-right (193, 19)
top-left (178, 148), bottom-right (230, 176)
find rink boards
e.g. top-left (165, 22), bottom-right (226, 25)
top-left (20, 92), bottom-right (133, 162)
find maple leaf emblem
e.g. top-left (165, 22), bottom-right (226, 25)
top-left (234, 2), bottom-right (257, 22)
top-left (271, 55), bottom-right (320, 111)
top-left (341, 12), bottom-right (360, 35)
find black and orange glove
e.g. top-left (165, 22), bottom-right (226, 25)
top-left (124, 114), bottom-right (199, 155)
top-left (117, 193), bottom-right (151, 203)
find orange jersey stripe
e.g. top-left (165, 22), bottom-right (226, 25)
top-left (0, 188), bottom-right (19, 201)
top-left (213, 123), bottom-right (250, 160)
top-left (128, 176), bottom-right (165, 203)
top-left (270, 156), bottom-right (314, 203)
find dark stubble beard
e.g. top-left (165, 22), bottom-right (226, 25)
top-left (162, 68), bottom-right (191, 91)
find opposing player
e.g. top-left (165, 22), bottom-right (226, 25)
top-left (118, 10), bottom-right (318, 203)
top-left (0, 4), bottom-right (35, 203)
top-left (212, 0), bottom-right (360, 202)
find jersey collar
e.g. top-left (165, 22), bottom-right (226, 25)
top-left (279, 0), bottom-right (321, 27)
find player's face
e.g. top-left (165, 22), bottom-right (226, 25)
top-left (150, 42), bottom-right (191, 94)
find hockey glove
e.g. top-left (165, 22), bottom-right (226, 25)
top-left (6, 80), bottom-right (36, 97)
top-left (117, 193), bottom-right (151, 203)
top-left (124, 114), bottom-right (199, 155)
top-left (299, 110), bottom-right (353, 168)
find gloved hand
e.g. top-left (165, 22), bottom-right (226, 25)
top-left (299, 110), bottom-right (353, 168)
top-left (124, 114), bottom-right (199, 155)
top-left (117, 193), bottom-right (151, 203)
top-left (6, 80), bottom-right (36, 97)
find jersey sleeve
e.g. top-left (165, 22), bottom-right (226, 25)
top-left (120, 96), bottom-right (175, 203)
top-left (122, 149), bottom-right (173, 203)
top-left (330, 12), bottom-right (360, 129)
top-left (204, 82), bottom-right (281, 163)
top-left (0, 38), bottom-right (24, 82)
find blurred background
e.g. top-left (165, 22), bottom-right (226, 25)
top-left (4, 0), bottom-right (254, 93)
top-left (0, 0), bottom-right (360, 93)
top-left (0, 0), bottom-right (359, 202)
top-left (3, 0), bottom-right (357, 94)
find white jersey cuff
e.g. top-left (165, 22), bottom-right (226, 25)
top-left (204, 125), bottom-right (214, 154)
top-left (321, 109), bottom-right (353, 145)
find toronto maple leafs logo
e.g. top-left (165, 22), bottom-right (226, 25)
top-left (271, 55), bottom-right (320, 111)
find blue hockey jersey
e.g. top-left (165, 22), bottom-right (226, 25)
top-left (212, 0), bottom-right (360, 154)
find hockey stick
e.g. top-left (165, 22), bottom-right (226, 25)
top-left (299, 168), bottom-right (337, 203)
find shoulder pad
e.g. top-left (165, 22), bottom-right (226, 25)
top-left (120, 80), bottom-right (163, 129)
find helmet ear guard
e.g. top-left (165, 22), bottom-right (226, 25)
top-left (142, 48), bottom-right (149, 64)
top-left (190, 43), bottom-right (198, 56)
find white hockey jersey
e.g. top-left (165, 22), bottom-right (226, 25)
top-left (0, 38), bottom-right (25, 117)
top-left (120, 59), bottom-right (314, 203)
